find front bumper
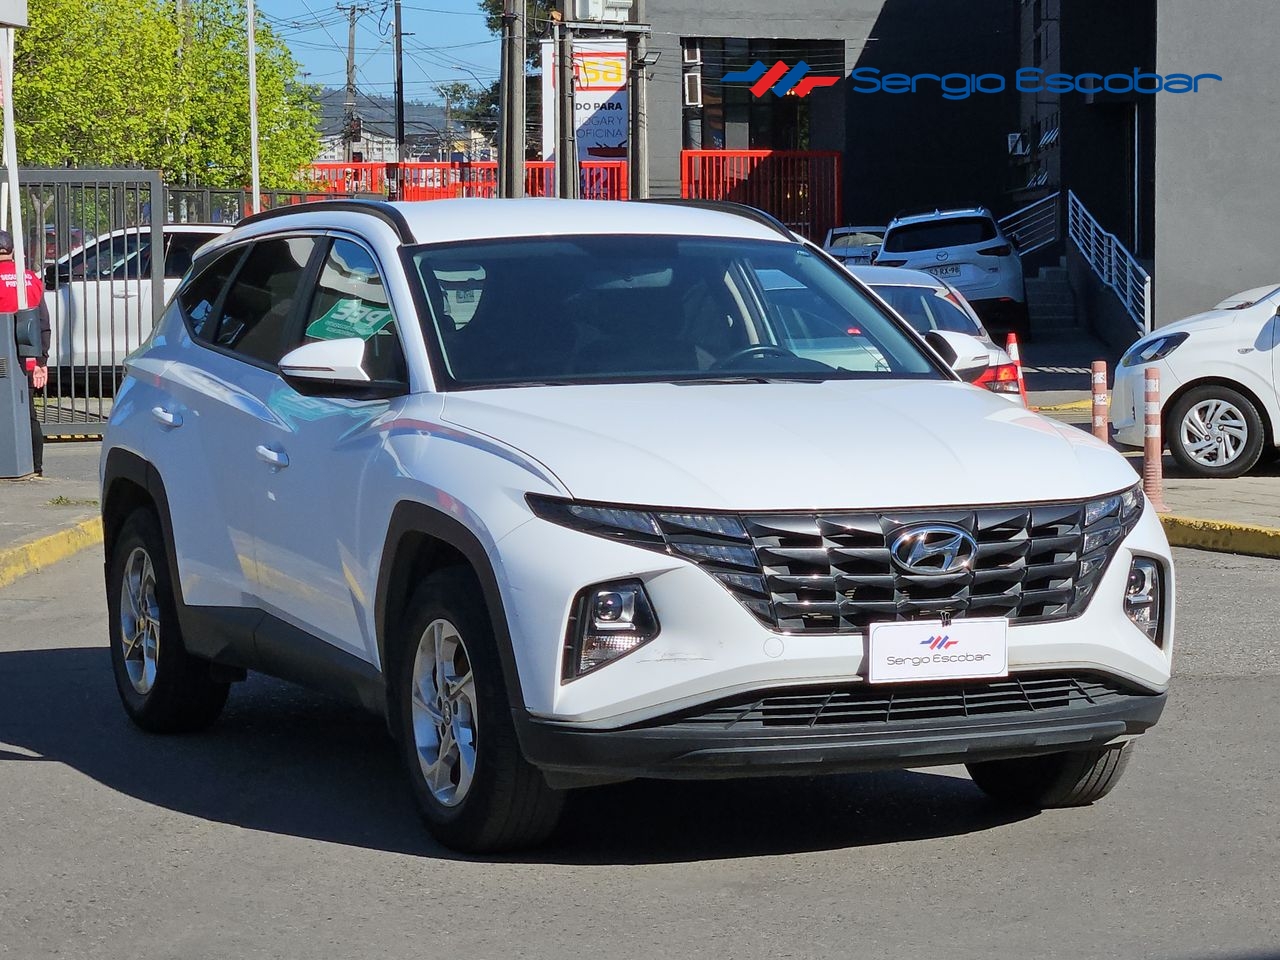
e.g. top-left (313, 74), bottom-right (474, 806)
top-left (518, 677), bottom-right (1166, 785)
top-left (1113, 362), bottom-right (1182, 448)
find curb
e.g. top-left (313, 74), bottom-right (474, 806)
top-left (1033, 398), bottom-right (1095, 413)
top-left (0, 517), bottom-right (103, 589)
top-left (1159, 514), bottom-right (1280, 559)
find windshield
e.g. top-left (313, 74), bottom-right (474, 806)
top-left (409, 235), bottom-right (946, 389)
top-left (870, 284), bottom-right (985, 337)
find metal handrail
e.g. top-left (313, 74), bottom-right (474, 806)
top-left (998, 190), bottom-right (1061, 256)
top-left (1067, 189), bottom-right (1152, 334)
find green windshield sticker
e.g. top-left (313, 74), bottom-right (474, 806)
top-left (306, 298), bottom-right (393, 341)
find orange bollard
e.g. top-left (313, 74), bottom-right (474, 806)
top-left (1091, 360), bottom-right (1109, 443)
top-left (1143, 367), bottom-right (1168, 512)
top-left (1005, 332), bottom-right (1029, 407)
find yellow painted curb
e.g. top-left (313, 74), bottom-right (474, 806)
top-left (0, 517), bottom-right (103, 589)
top-left (1159, 514), bottom-right (1280, 559)
top-left (1035, 398), bottom-right (1099, 413)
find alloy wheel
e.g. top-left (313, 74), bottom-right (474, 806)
top-left (410, 618), bottom-right (479, 807)
top-left (1179, 398), bottom-right (1249, 467)
top-left (119, 546), bottom-right (161, 695)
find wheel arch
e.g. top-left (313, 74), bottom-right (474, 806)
top-left (375, 501), bottom-right (527, 719)
top-left (102, 448), bottom-right (186, 604)
top-left (1162, 376), bottom-right (1276, 452)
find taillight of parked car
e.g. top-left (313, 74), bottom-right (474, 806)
top-left (977, 244), bottom-right (1013, 257)
top-left (973, 361), bottom-right (1022, 398)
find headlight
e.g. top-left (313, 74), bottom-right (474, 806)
top-left (1124, 557), bottom-right (1164, 646)
top-left (1121, 332), bottom-right (1188, 366)
top-left (1077, 484), bottom-right (1145, 600)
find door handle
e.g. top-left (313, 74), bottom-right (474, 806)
top-left (112, 291), bottom-right (139, 299)
top-left (150, 406), bottom-right (182, 428)
top-left (255, 445), bottom-right (289, 468)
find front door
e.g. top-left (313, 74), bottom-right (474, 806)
top-left (248, 236), bottom-right (410, 665)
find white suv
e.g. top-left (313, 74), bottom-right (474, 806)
top-left (876, 207), bottom-right (1028, 338)
top-left (101, 199), bottom-right (1173, 852)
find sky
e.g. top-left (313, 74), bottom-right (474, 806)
top-left (256, 0), bottom-right (502, 106)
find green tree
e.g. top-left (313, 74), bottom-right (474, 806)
top-left (173, 0), bottom-right (320, 188)
top-left (15, 0), bottom-right (185, 169)
top-left (14, 0), bottom-right (319, 188)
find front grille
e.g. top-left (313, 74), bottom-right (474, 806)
top-left (665, 674), bottom-right (1141, 730)
top-left (655, 496), bottom-right (1142, 633)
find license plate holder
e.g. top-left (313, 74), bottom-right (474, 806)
top-left (868, 617), bottom-right (1008, 684)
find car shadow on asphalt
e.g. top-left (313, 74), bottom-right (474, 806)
top-left (1, 646), bottom-right (1037, 865)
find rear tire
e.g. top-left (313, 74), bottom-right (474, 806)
top-left (393, 568), bottom-right (564, 852)
top-left (965, 743), bottom-right (1133, 808)
top-left (106, 507), bottom-right (229, 732)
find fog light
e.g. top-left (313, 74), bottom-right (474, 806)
top-left (563, 579), bottom-right (660, 681)
top-left (1124, 557), bottom-right (1163, 645)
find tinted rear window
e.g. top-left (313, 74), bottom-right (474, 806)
top-left (882, 217), bottom-right (998, 253)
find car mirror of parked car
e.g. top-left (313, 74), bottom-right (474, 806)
top-left (279, 337), bottom-right (406, 399)
top-left (925, 329), bottom-right (991, 382)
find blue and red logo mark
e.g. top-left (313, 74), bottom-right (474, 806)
top-left (720, 60), bottom-right (841, 98)
top-left (921, 636), bottom-right (958, 650)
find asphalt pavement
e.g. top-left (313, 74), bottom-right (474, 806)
top-left (1, 547), bottom-right (1277, 960)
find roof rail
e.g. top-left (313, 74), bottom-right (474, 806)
top-left (634, 198), bottom-right (795, 240)
top-left (891, 204), bottom-right (991, 222)
top-left (237, 198), bottom-right (416, 243)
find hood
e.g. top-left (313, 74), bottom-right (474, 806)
top-left (1148, 308), bottom-right (1241, 337)
top-left (440, 381), bottom-right (1136, 511)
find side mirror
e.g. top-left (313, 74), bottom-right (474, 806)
top-left (925, 329), bottom-right (991, 383)
top-left (278, 337), bottom-right (406, 399)
top-left (279, 337), bottom-right (371, 386)
top-left (44, 265), bottom-right (57, 290)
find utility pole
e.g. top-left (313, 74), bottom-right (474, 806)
top-left (393, 0), bottom-right (405, 162)
top-left (247, 0), bottom-right (261, 213)
top-left (555, 2), bottom-right (577, 199)
top-left (628, 0), bottom-right (649, 199)
top-left (338, 4), bottom-right (367, 163)
top-left (499, 0), bottom-right (525, 197)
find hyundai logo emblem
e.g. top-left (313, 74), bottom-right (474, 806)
top-left (890, 524), bottom-right (977, 575)
top-left (935, 250), bottom-right (950, 262)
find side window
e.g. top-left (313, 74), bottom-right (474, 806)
top-left (178, 249), bottom-right (245, 343)
top-left (164, 231), bottom-right (221, 279)
top-left (301, 238), bottom-right (407, 382)
top-left (72, 232), bottom-right (146, 279)
top-left (212, 237), bottom-right (318, 365)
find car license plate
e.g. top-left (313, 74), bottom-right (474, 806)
top-left (927, 265), bottom-right (962, 279)
top-left (868, 617), bottom-right (1008, 684)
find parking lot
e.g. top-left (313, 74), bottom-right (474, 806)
top-left (1, 546), bottom-right (1277, 960)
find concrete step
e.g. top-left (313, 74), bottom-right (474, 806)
top-left (1031, 307), bottom-right (1077, 319)
top-left (1027, 292), bottom-right (1075, 307)
top-left (1035, 266), bottom-right (1069, 283)
top-left (1033, 316), bottom-right (1082, 331)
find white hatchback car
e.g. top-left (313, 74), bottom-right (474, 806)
top-left (876, 207), bottom-right (1028, 338)
top-left (822, 225), bottom-right (885, 265)
top-left (101, 198), bottom-right (1173, 852)
top-left (45, 223), bottom-right (231, 372)
top-left (847, 264), bottom-right (1021, 401)
top-left (1113, 284), bottom-right (1280, 477)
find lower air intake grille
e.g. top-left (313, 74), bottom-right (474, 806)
top-left (665, 675), bottom-right (1142, 730)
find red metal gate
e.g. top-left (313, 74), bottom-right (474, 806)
top-left (310, 162), bottom-right (628, 202)
top-left (681, 150), bottom-right (841, 241)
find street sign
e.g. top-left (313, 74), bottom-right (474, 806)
top-left (541, 38), bottom-right (629, 162)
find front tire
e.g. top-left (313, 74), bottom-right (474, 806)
top-left (107, 507), bottom-right (229, 732)
top-left (1167, 384), bottom-right (1265, 478)
top-left (966, 743), bottom-right (1133, 808)
top-left (394, 568), bottom-right (564, 852)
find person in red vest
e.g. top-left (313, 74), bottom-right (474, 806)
top-left (0, 230), bottom-right (50, 477)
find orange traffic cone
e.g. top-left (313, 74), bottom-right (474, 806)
top-left (1005, 332), bottom-right (1029, 408)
